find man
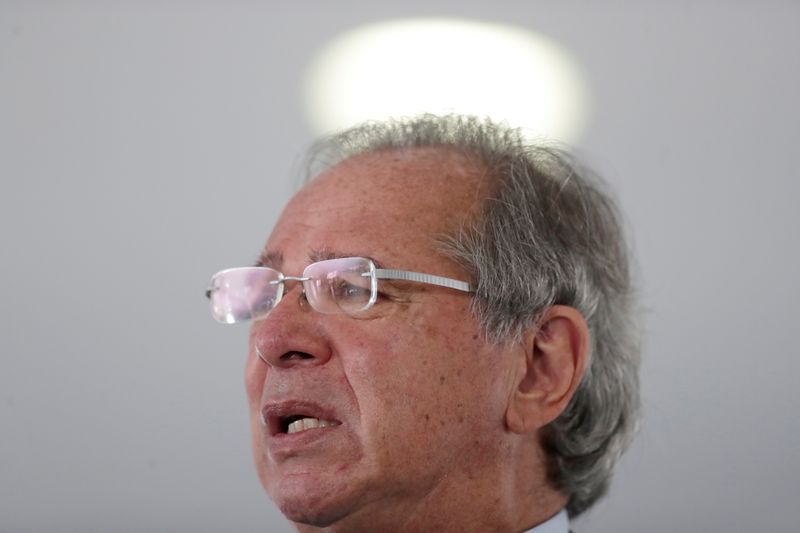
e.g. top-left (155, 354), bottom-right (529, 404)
top-left (207, 115), bottom-right (640, 532)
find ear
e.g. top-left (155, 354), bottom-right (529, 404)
top-left (506, 305), bottom-right (590, 434)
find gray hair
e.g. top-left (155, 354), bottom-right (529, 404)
top-left (305, 115), bottom-right (641, 517)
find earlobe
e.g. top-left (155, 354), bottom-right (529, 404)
top-left (505, 306), bottom-right (590, 434)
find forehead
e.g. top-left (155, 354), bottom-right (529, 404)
top-left (265, 147), bottom-right (489, 268)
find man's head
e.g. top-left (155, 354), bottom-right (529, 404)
top-left (217, 115), bottom-right (639, 530)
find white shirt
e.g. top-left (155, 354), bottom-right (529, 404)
top-left (523, 509), bottom-right (569, 533)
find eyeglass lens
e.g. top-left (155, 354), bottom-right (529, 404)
top-left (208, 257), bottom-right (377, 323)
top-left (208, 267), bottom-right (283, 324)
top-left (303, 257), bottom-right (376, 315)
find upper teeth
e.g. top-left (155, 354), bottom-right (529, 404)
top-left (287, 417), bottom-right (336, 434)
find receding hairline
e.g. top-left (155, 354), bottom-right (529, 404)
top-left (310, 143), bottom-right (494, 186)
top-left (306, 143), bottom-right (497, 227)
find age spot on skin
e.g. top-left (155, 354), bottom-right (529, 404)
top-left (439, 376), bottom-right (446, 384)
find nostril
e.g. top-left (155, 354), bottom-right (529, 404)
top-left (280, 351), bottom-right (314, 361)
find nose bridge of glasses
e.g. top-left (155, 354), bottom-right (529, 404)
top-left (269, 275), bottom-right (309, 304)
top-left (270, 275), bottom-right (311, 285)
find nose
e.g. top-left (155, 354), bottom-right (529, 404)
top-left (250, 282), bottom-right (333, 369)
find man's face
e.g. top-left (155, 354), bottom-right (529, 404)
top-left (245, 148), bottom-right (519, 529)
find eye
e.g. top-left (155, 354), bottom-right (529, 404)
top-left (333, 279), bottom-right (371, 301)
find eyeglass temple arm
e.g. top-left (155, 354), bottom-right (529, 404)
top-left (373, 269), bottom-right (472, 292)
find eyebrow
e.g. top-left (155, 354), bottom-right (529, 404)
top-left (310, 248), bottom-right (386, 269)
top-left (254, 248), bottom-right (385, 270)
top-left (254, 250), bottom-right (283, 269)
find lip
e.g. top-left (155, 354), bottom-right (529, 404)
top-left (261, 398), bottom-right (341, 439)
top-left (260, 400), bottom-right (344, 460)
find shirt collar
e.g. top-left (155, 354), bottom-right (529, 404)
top-left (522, 509), bottom-right (569, 533)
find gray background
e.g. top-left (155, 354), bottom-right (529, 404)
top-left (1, 1), bottom-right (798, 532)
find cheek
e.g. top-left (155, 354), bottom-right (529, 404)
top-left (244, 347), bottom-right (267, 411)
top-left (343, 321), bottom-right (508, 480)
top-left (347, 314), bottom-right (496, 428)
top-left (244, 349), bottom-right (271, 489)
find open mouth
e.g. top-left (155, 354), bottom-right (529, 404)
top-left (280, 415), bottom-right (339, 434)
top-left (265, 410), bottom-right (341, 436)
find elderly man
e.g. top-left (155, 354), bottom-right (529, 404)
top-left (207, 115), bottom-right (640, 532)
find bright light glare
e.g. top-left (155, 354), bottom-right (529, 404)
top-left (304, 18), bottom-right (589, 142)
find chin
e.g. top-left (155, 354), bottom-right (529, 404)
top-left (268, 472), bottom-right (363, 528)
top-left (278, 499), bottom-right (344, 528)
